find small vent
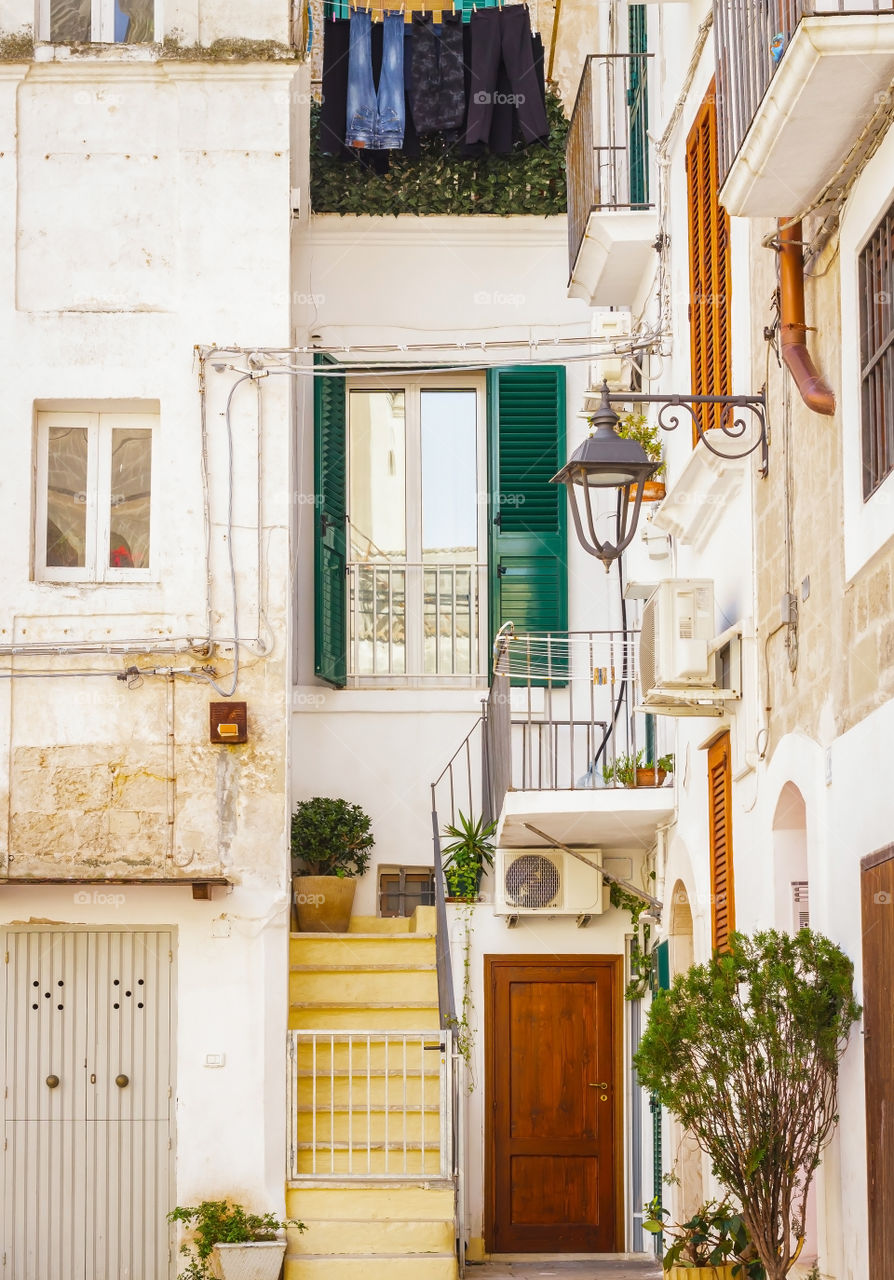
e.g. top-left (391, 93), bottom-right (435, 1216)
top-left (791, 880), bottom-right (810, 931)
top-left (504, 854), bottom-right (561, 910)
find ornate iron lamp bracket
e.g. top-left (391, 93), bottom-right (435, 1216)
top-left (604, 387), bottom-right (769, 477)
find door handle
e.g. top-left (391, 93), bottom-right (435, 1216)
top-left (46, 1075), bottom-right (60, 1089)
top-left (588, 1082), bottom-right (609, 1089)
top-left (115, 1074), bottom-right (130, 1088)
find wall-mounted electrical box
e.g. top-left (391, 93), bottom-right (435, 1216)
top-left (209, 702), bottom-right (247, 744)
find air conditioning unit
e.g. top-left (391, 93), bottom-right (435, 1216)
top-left (494, 848), bottom-right (604, 918)
top-left (590, 310), bottom-right (633, 390)
top-left (640, 579), bottom-right (716, 699)
top-left (791, 880), bottom-right (810, 931)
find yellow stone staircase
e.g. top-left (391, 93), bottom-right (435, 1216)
top-left (285, 907), bottom-right (458, 1280)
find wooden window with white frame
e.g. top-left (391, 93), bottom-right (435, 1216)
top-left (708, 731), bottom-right (735, 953)
top-left (40, 0), bottom-right (159, 44)
top-left (36, 411), bottom-right (155, 583)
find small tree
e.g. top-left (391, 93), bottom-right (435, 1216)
top-left (290, 797), bottom-right (374, 877)
top-left (634, 929), bottom-right (861, 1280)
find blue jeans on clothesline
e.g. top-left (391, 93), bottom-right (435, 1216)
top-left (345, 9), bottom-right (406, 150)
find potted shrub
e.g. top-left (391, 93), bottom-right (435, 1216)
top-left (616, 409), bottom-right (666, 501)
top-left (441, 811), bottom-right (496, 902)
top-left (167, 1199), bottom-right (305, 1280)
top-left (643, 1197), bottom-right (765, 1279)
top-left (634, 929), bottom-right (861, 1280)
top-left (603, 750), bottom-right (674, 787)
top-left (291, 796), bottom-right (374, 933)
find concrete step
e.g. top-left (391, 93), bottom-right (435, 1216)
top-left (295, 1218), bottom-right (454, 1255)
top-left (287, 1184), bottom-right (454, 1220)
top-left (295, 1072), bottom-right (441, 1107)
top-left (289, 967), bottom-right (439, 1007)
top-left (294, 1108), bottom-right (440, 1144)
top-left (291, 1147), bottom-right (445, 1177)
top-left (284, 1253), bottom-right (457, 1280)
top-left (289, 1005), bottom-right (441, 1032)
top-left (290, 934), bottom-right (436, 967)
top-left (293, 1040), bottom-right (446, 1072)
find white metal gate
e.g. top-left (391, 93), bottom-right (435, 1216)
top-left (3, 928), bottom-right (174, 1280)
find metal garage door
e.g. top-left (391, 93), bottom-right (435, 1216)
top-left (3, 928), bottom-right (174, 1280)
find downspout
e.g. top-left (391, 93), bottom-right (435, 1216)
top-left (777, 220), bottom-right (835, 416)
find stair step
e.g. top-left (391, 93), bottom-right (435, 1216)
top-left (289, 1007), bottom-right (441, 1031)
top-left (287, 1185), bottom-right (454, 1218)
top-left (291, 1148), bottom-right (445, 1176)
top-left (295, 1080), bottom-right (440, 1107)
top-left (292, 1042), bottom-right (444, 1072)
top-left (290, 963), bottom-right (437, 972)
top-left (290, 935), bottom-right (436, 967)
top-left (290, 971), bottom-right (439, 1006)
top-left (285, 1254), bottom-right (457, 1280)
top-left (295, 1218), bottom-right (453, 1255)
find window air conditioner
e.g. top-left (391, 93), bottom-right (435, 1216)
top-left (791, 880), bottom-right (810, 931)
top-left (590, 310), bottom-right (633, 390)
top-left (494, 848), bottom-right (604, 918)
top-left (640, 579), bottom-right (716, 693)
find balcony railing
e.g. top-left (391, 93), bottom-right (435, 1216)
top-left (348, 561), bottom-right (486, 684)
top-left (566, 53), bottom-right (653, 278)
top-left (714, 0), bottom-right (894, 185)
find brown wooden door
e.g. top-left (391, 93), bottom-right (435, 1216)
top-left (486, 957), bottom-right (619, 1253)
top-left (861, 845), bottom-right (894, 1279)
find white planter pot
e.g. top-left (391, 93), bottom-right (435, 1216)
top-left (210, 1240), bottom-right (287, 1280)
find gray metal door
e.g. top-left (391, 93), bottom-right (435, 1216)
top-left (3, 928), bottom-right (174, 1280)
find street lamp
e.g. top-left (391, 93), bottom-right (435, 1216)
top-left (550, 383), bottom-right (659, 570)
top-left (551, 381), bottom-right (770, 570)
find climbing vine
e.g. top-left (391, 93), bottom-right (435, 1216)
top-left (445, 901), bottom-right (476, 1092)
top-left (610, 882), bottom-right (653, 1001)
top-left (310, 89), bottom-right (569, 217)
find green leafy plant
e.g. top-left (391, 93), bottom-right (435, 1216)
top-left (291, 796), bottom-right (374, 877)
top-left (610, 882), bottom-right (654, 1000)
top-left (167, 1200), bottom-right (304, 1280)
top-left (643, 1198), bottom-right (765, 1276)
top-left (445, 900), bottom-right (477, 1090)
top-left (310, 89), bottom-right (568, 218)
top-left (634, 929), bottom-right (862, 1280)
top-left (613, 409), bottom-right (666, 478)
top-left (603, 750), bottom-right (674, 786)
top-left (441, 811), bottom-right (496, 901)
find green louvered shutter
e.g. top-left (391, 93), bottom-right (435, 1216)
top-left (488, 367), bottom-right (567, 667)
top-left (314, 356), bottom-right (347, 687)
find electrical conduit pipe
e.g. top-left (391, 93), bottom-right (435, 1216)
top-left (778, 219), bottom-right (835, 416)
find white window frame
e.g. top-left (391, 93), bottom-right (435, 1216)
top-left (840, 122), bottom-right (894, 583)
top-left (38, 0), bottom-right (163, 44)
top-left (345, 374), bottom-right (489, 684)
top-left (35, 410), bottom-right (156, 584)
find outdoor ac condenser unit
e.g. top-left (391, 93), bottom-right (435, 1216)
top-left (791, 880), bottom-right (810, 932)
top-left (494, 848), bottom-right (604, 917)
top-left (639, 579), bottom-right (716, 696)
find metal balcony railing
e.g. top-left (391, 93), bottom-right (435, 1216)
top-left (348, 561), bottom-right (486, 683)
top-left (714, 0), bottom-right (894, 184)
top-left (566, 53), bottom-right (653, 278)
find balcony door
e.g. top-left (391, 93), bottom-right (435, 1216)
top-left (485, 956), bottom-right (621, 1252)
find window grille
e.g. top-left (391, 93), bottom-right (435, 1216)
top-left (859, 199), bottom-right (894, 498)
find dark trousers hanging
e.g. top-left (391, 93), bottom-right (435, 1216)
top-left (410, 12), bottom-right (466, 135)
top-left (464, 5), bottom-right (548, 147)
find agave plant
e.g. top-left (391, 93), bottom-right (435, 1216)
top-left (441, 811), bottom-right (497, 901)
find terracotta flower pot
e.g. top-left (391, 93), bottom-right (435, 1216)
top-left (666, 1267), bottom-right (737, 1280)
top-left (293, 875), bottom-right (356, 933)
top-left (635, 766), bottom-right (667, 787)
top-left (630, 479), bottom-right (666, 502)
top-left (211, 1240), bottom-right (287, 1280)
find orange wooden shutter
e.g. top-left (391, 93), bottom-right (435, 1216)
top-left (708, 731), bottom-right (735, 952)
top-left (686, 81), bottom-right (732, 442)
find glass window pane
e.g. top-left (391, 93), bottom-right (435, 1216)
top-left (50, 0), bottom-right (91, 43)
top-left (116, 0), bottom-right (154, 42)
top-left (46, 426), bottom-right (88, 568)
top-left (421, 390), bottom-right (478, 559)
top-left (349, 391), bottom-right (406, 561)
top-left (109, 428), bottom-right (151, 569)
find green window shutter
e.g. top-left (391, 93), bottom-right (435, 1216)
top-left (487, 366), bottom-right (567, 666)
top-left (314, 356), bottom-right (348, 687)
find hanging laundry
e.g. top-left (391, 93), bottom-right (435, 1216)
top-left (346, 8), bottom-right (407, 151)
top-left (410, 12), bottom-right (466, 135)
top-left (464, 5), bottom-right (549, 148)
top-left (319, 17), bottom-right (351, 156)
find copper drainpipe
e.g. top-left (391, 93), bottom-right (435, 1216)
top-left (777, 219), bottom-right (835, 416)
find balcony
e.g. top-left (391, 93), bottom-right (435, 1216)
top-left (432, 630), bottom-right (675, 855)
top-left (715, 0), bottom-right (894, 216)
top-left (566, 54), bottom-right (658, 306)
